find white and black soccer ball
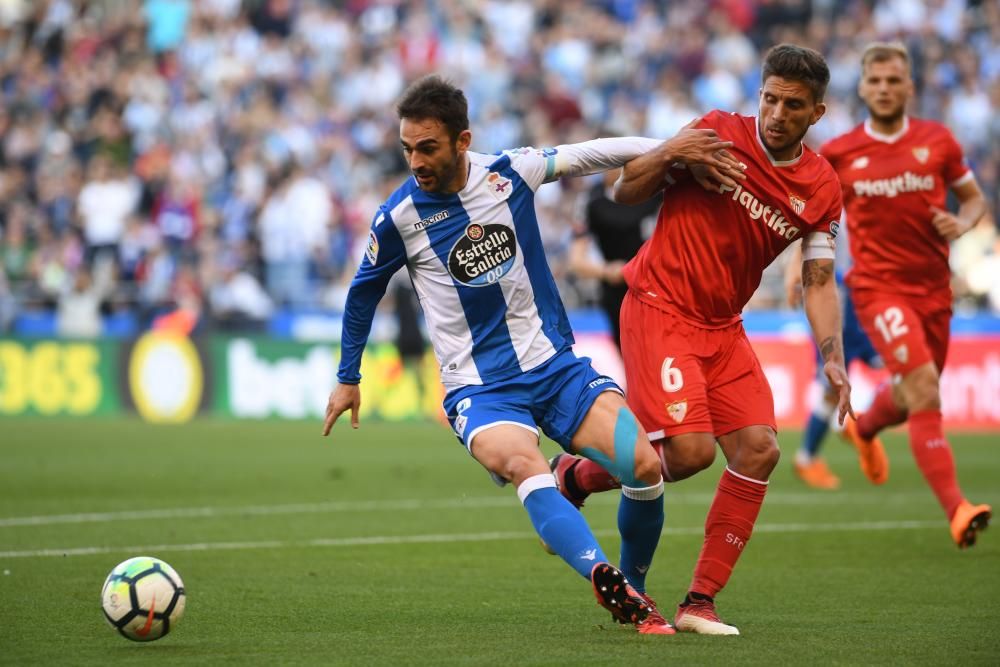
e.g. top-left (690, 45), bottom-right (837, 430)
top-left (101, 556), bottom-right (186, 641)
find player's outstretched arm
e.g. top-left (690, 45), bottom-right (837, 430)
top-left (614, 121), bottom-right (742, 204)
top-left (323, 383), bottom-right (361, 435)
top-left (802, 257), bottom-right (855, 425)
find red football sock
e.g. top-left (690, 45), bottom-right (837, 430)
top-left (572, 458), bottom-right (620, 494)
top-left (908, 409), bottom-right (964, 519)
top-left (689, 468), bottom-right (767, 598)
top-left (857, 382), bottom-right (906, 440)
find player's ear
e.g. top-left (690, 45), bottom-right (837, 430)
top-left (810, 101), bottom-right (827, 126)
top-left (455, 129), bottom-right (472, 153)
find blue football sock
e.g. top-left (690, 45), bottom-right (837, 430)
top-left (617, 481), bottom-right (664, 593)
top-left (519, 476), bottom-right (607, 579)
top-left (802, 412), bottom-right (830, 459)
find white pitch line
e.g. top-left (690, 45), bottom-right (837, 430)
top-left (0, 520), bottom-right (942, 559)
top-left (0, 491), bottom-right (941, 528)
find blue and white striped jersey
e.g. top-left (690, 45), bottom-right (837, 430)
top-left (337, 139), bottom-right (660, 390)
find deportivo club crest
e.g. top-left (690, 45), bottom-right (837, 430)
top-left (788, 194), bottom-right (806, 215)
top-left (912, 147), bottom-right (930, 164)
top-left (487, 172), bottom-right (513, 201)
top-left (666, 400), bottom-right (688, 424)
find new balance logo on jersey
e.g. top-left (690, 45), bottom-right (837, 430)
top-left (720, 183), bottom-right (801, 240)
top-left (851, 156), bottom-right (870, 169)
top-left (853, 172), bottom-right (934, 198)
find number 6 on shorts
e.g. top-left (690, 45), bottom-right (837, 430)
top-left (661, 357), bottom-right (684, 392)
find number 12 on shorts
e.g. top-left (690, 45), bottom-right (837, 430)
top-left (661, 357), bottom-right (684, 392)
top-left (873, 306), bottom-right (909, 343)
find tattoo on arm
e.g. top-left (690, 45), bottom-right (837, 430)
top-left (819, 336), bottom-right (842, 363)
top-left (801, 259), bottom-right (833, 288)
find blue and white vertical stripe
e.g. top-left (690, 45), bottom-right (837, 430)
top-left (338, 149), bottom-right (574, 389)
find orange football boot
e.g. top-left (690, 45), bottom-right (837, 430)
top-left (841, 415), bottom-right (889, 484)
top-left (794, 457), bottom-right (841, 490)
top-left (950, 501), bottom-right (991, 549)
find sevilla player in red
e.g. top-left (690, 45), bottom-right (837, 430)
top-left (551, 44), bottom-right (853, 635)
top-left (822, 42), bottom-right (990, 548)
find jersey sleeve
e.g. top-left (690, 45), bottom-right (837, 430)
top-left (801, 170), bottom-right (843, 261)
top-left (816, 176), bottom-right (844, 237)
top-left (506, 138), bottom-right (662, 190)
top-left (942, 129), bottom-right (973, 187)
top-left (337, 207), bottom-right (408, 384)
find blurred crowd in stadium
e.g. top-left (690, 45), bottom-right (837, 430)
top-left (0, 0), bottom-right (997, 336)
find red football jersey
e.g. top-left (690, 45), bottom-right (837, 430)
top-left (820, 117), bottom-right (972, 296)
top-left (623, 111), bottom-right (843, 328)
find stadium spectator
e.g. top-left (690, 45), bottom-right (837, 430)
top-left (0, 0), bottom-right (995, 335)
top-left (567, 167), bottom-right (659, 351)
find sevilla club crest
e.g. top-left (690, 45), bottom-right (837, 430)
top-left (666, 400), bottom-right (688, 424)
top-left (788, 194), bottom-right (806, 215)
top-left (893, 344), bottom-right (909, 365)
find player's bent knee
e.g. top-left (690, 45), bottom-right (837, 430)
top-left (662, 434), bottom-right (716, 481)
top-left (632, 445), bottom-right (663, 486)
top-left (903, 365), bottom-right (941, 412)
top-left (499, 452), bottom-right (548, 487)
top-left (745, 433), bottom-right (780, 472)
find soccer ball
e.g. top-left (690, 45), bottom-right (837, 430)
top-left (101, 556), bottom-right (186, 641)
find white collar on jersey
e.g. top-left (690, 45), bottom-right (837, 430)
top-left (754, 118), bottom-right (804, 168)
top-left (863, 116), bottom-right (910, 143)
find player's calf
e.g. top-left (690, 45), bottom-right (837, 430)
top-left (659, 433), bottom-right (716, 481)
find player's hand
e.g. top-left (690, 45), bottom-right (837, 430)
top-left (322, 383), bottom-right (361, 436)
top-left (690, 152), bottom-right (747, 192)
top-left (671, 118), bottom-right (746, 190)
top-left (602, 260), bottom-right (626, 285)
top-left (823, 361), bottom-right (855, 426)
top-left (930, 206), bottom-right (966, 241)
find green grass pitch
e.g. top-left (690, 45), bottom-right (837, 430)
top-left (1, 417), bottom-right (998, 665)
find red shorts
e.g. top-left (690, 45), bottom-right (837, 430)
top-left (851, 288), bottom-right (951, 376)
top-left (619, 293), bottom-right (776, 439)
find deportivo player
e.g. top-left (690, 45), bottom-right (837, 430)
top-left (322, 76), bottom-right (744, 634)
top-left (823, 42), bottom-right (990, 547)
top-left (552, 45), bottom-right (853, 634)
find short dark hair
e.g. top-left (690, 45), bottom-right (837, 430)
top-left (396, 75), bottom-right (469, 143)
top-left (761, 44), bottom-right (830, 102)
